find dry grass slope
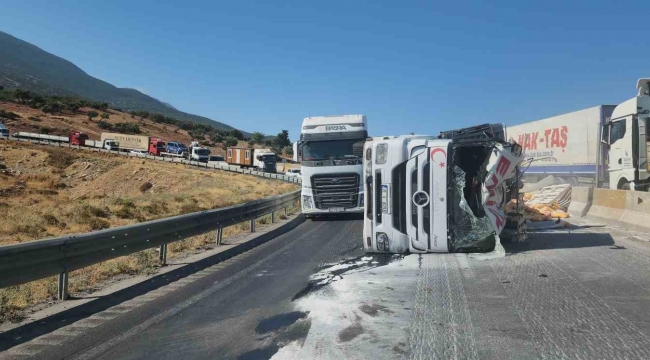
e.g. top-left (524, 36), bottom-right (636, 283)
top-left (0, 141), bottom-right (298, 323)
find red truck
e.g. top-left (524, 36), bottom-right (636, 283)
top-left (69, 131), bottom-right (89, 145)
top-left (149, 138), bottom-right (166, 156)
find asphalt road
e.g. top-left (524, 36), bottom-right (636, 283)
top-left (2, 216), bottom-right (650, 359)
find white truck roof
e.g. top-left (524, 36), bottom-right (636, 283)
top-left (301, 115), bottom-right (366, 134)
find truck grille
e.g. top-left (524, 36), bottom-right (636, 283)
top-left (311, 173), bottom-right (360, 209)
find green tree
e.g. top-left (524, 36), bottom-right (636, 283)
top-left (87, 111), bottom-right (99, 121)
top-left (100, 113), bottom-right (110, 119)
top-left (275, 130), bottom-right (290, 148)
top-left (249, 132), bottom-right (264, 145)
top-left (14, 89), bottom-right (31, 104)
top-left (41, 104), bottom-right (53, 114)
top-left (222, 136), bottom-right (238, 150)
top-left (68, 103), bottom-right (80, 113)
top-left (229, 129), bottom-right (244, 140)
top-left (283, 145), bottom-right (294, 157)
top-left (210, 132), bottom-right (224, 143)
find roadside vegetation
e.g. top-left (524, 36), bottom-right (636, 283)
top-left (0, 141), bottom-right (298, 323)
top-left (0, 86), bottom-right (295, 157)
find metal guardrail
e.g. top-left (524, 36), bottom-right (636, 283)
top-left (2, 137), bottom-right (301, 184)
top-left (0, 190), bottom-right (300, 299)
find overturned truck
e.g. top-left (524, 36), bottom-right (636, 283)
top-left (363, 124), bottom-right (523, 253)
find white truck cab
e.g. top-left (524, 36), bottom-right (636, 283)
top-left (189, 147), bottom-right (210, 162)
top-left (363, 135), bottom-right (437, 253)
top-left (103, 140), bottom-right (119, 151)
top-left (253, 149), bottom-right (277, 173)
top-left (603, 78), bottom-right (650, 190)
top-left (295, 115), bottom-right (367, 217)
top-left (364, 124), bottom-right (522, 254)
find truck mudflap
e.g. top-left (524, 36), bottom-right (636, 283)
top-left (448, 141), bottom-right (522, 253)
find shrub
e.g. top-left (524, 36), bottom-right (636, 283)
top-left (45, 148), bottom-right (78, 169)
top-left (222, 136), bottom-right (238, 150)
top-left (112, 122), bottom-right (140, 134)
top-left (113, 198), bottom-right (135, 207)
top-left (71, 204), bottom-right (111, 224)
top-left (114, 206), bottom-right (144, 221)
top-left (142, 202), bottom-right (168, 215)
top-left (88, 218), bottom-right (110, 230)
top-left (139, 182), bottom-right (153, 192)
top-left (0, 109), bottom-right (20, 120)
top-left (87, 111), bottom-right (99, 121)
top-left (97, 120), bottom-right (111, 129)
top-left (28, 116), bottom-right (41, 122)
top-left (100, 113), bottom-right (109, 119)
top-left (39, 126), bottom-right (52, 134)
top-left (179, 203), bottom-right (205, 214)
top-left (42, 213), bottom-right (60, 226)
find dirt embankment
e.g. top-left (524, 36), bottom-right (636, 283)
top-left (0, 101), bottom-right (234, 155)
top-left (0, 141), bottom-right (298, 323)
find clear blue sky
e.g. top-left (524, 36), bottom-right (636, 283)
top-left (1, 1), bottom-right (649, 138)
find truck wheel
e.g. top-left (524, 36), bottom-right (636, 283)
top-left (617, 178), bottom-right (631, 190)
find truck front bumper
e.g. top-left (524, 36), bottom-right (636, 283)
top-left (300, 187), bottom-right (364, 215)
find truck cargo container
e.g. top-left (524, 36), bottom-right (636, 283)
top-left (226, 147), bottom-right (276, 172)
top-left (99, 133), bottom-right (165, 155)
top-left (506, 105), bottom-right (615, 187)
top-left (507, 78), bottom-right (650, 190)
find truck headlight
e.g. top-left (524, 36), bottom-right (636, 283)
top-left (302, 195), bottom-right (313, 209)
top-left (376, 144), bottom-right (388, 164)
top-left (376, 232), bottom-right (389, 252)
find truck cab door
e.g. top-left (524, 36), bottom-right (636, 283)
top-left (608, 117), bottom-right (633, 188)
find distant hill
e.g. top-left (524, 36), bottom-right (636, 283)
top-left (0, 30), bottom-right (241, 134)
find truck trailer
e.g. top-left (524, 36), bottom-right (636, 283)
top-left (99, 133), bottom-right (166, 155)
top-left (505, 105), bottom-right (615, 187)
top-left (507, 78), bottom-right (650, 191)
top-left (14, 131), bottom-right (90, 146)
top-left (363, 124), bottom-right (522, 254)
top-left (294, 115), bottom-right (367, 217)
top-left (226, 147), bottom-right (277, 172)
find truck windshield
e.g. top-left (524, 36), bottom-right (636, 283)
top-left (303, 139), bottom-right (362, 161)
top-left (196, 149), bottom-right (209, 155)
top-left (261, 155), bottom-right (276, 163)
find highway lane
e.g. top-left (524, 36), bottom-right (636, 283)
top-left (9, 215), bottom-right (364, 360)
top-left (3, 216), bottom-right (650, 359)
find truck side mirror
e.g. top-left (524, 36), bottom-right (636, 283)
top-left (601, 124), bottom-right (610, 145)
top-left (293, 142), bottom-right (300, 162)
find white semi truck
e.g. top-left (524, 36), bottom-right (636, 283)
top-left (506, 78), bottom-right (650, 191)
top-left (294, 115), bottom-right (367, 217)
top-left (363, 124), bottom-right (523, 254)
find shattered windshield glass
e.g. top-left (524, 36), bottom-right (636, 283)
top-left (449, 166), bottom-right (496, 252)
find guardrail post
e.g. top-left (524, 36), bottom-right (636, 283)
top-left (159, 243), bottom-right (168, 265)
top-left (57, 272), bottom-right (69, 301)
top-left (216, 228), bottom-right (223, 245)
top-left (250, 218), bottom-right (256, 233)
top-left (271, 211), bottom-right (275, 223)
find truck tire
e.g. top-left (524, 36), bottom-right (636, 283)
top-left (617, 178), bottom-right (631, 190)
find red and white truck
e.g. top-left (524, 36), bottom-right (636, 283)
top-left (507, 78), bottom-right (650, 191)
top-left (93, 133), bottom-right (166, 155)
top-left (14, 131), bottom-right (90, 146)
